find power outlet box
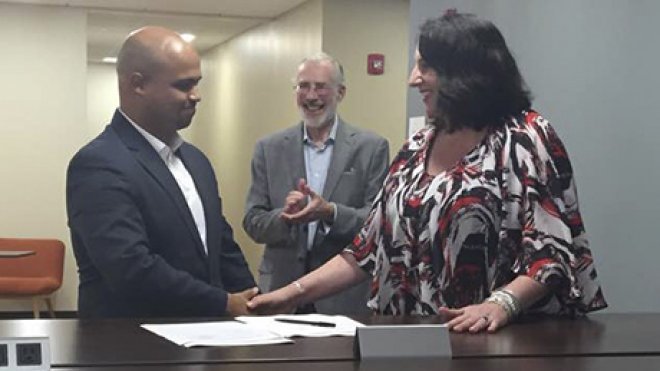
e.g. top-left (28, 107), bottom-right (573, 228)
top-left (0, 337), bottom-right (50, 371)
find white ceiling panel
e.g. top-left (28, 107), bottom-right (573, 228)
top-left (0, 0), bottom-right (308, 62)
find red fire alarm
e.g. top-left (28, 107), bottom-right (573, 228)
top-left (367, 53), bottom-right (385, 75)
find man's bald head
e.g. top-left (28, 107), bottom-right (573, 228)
top-left (115, 26), bottom-right (202, 145)
top-left (117, 26), bottom-right (196, 80)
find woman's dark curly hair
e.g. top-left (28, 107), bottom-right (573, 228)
top-left (418, 12), bottom-right (532, 131)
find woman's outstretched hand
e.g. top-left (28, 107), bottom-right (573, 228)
top-left (247, 286), bottom-right (298, 315)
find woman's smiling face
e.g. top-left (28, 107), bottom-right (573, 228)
top-left (408, 48), bottom-right (440, 119)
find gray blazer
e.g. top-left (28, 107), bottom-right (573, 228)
top-left (243, 118), bottom-right (389, 314)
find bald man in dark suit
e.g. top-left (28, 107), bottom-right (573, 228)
top-left (67, 26), bottom-right (256, 318)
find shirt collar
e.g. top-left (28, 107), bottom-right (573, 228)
top-left (303, 115), bottom-right (338, 146)
top-left (119, 108), bottom-right (184, 161)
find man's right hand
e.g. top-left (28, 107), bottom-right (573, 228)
top-left (247, 285), bottom-right (299, 315)
top-left (281, 178), bottom-right (310, 217)
top-left (280, 178), bottom-right (334, 224)
top-left (226, 287), bottom-right (259, 316)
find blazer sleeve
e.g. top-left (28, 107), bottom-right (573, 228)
top-left (67, 153), bottom-right (231, 316)
top-left (242, 139), bottom-right (293, 245)
top-left (328, 137), bottom-right (390, 241)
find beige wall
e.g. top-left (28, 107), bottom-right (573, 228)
top-left (190, 0), bottom-right (324, 273)
top-left (322, 0), bottom-right (409, 148)
top-left (191, 0), bottom-right (409, 275)
top-left (0, 3), bottom-right (87, 311)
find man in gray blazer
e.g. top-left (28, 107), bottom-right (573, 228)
top-left (243, 53), bottom-right (389, 314)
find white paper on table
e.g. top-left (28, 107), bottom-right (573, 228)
top-left (236, 314), bottom-right (365, 337)
top-left (141, 320), bottom-right (292, 347)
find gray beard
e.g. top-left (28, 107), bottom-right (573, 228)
top-left (301, 110), bottom-right (334, 129)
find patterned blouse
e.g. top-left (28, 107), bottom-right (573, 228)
top-left (345, 110), bottom-right (607, 316)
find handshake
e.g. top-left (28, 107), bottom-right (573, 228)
top-left (226, 284), bottom-right (299, 316)
top-left (227, 178), bottom-right (333, 316)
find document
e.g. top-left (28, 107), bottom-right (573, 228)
top-left (236, 314), bottom-right (365, 337)
top-left (141, 321), bottom-right (291, 347)
top-left (141, 315), bottom-right (365, 347)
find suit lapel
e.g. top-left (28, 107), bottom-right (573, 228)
top-left (323, 119), bottom-right (354, 199)
top-left (280, 123), bottom-right (307, 260)
top-left (282, 123), bottom-right (306, 189)
top-left (111, 111), bottom-right (207, 258)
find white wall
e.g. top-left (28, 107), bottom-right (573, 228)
top-left (0, 3), bottom-right (88, 311)
top-left (87, 63), bottom-right (119, 136)
top-left (409, 0), bottom-right (660, 312)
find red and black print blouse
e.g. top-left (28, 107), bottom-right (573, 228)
top-left (346, 110), bottom-right (607, 315)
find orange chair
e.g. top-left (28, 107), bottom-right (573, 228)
top-left (0, 238), bottom-right (65, 318)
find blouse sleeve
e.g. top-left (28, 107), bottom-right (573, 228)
top-left (510, 112), bottom-right (607, 315)
top-left (343, 129), bottom-right (426, 277)
top-left (342, 186), bottom-right (384, 277)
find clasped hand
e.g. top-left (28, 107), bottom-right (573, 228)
top-left (226, 287), bottom-right (259, 316)
top-left (280, 178), bottom-right (333, 224)
top-left (246, 286), bottom-right (298, 315)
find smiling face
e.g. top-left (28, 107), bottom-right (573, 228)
top-left (294, 60), bottom-right (345, 129)
top-left (408, 48), bottom-right (440, 119)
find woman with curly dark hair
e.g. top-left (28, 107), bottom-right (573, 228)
top-left (248, 11), bottom-right (606, 333)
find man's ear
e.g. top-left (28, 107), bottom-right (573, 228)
top-left (336, 84), bottom-right (346, 102)
top-left (130, 72), bottom-right (147, 95)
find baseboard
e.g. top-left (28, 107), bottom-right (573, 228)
top-left (0, 311), bottom-right (78, 319)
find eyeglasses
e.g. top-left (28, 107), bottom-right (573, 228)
top-left (293, 81), bottom-right (335, 94)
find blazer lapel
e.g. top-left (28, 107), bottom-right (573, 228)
top-left (280, 123), bottom-right (307, 261)
top-left (322, 119), bottom-right (354, 199)
top-left (111, 111), bottom-right (207, 258)
top-left (282, 123), bottom-right (306, 189)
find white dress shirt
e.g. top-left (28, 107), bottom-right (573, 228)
top-left (120, 109), bottom-right (208, 254)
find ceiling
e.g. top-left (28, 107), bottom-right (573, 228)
top-left (0, 0), bottom-right (309, 62)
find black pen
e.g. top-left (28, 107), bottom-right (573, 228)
top-left (274, 318), bottom-right (336, 328)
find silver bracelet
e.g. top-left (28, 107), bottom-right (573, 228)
top-left (500, 289), bottom-right (522, 316)
top-left (485, 292), bottom-right (513, 319)
top-left (485, 289), bottom-right (522, 320)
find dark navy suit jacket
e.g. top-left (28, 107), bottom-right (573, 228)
top-left (66, 110), bottom-right (255, 318)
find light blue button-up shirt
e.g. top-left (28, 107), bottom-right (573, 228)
top-left (302, 116), bottom-right (338, 250)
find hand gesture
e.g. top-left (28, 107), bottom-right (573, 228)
top-left (281, 180), bottom-right (307, 216)
top-left (247, 287), bottom-right (298, 315)
top-left (280, 179), bottom-right (333, 224)
top-left (226, 287), bottom-right (259, 316)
